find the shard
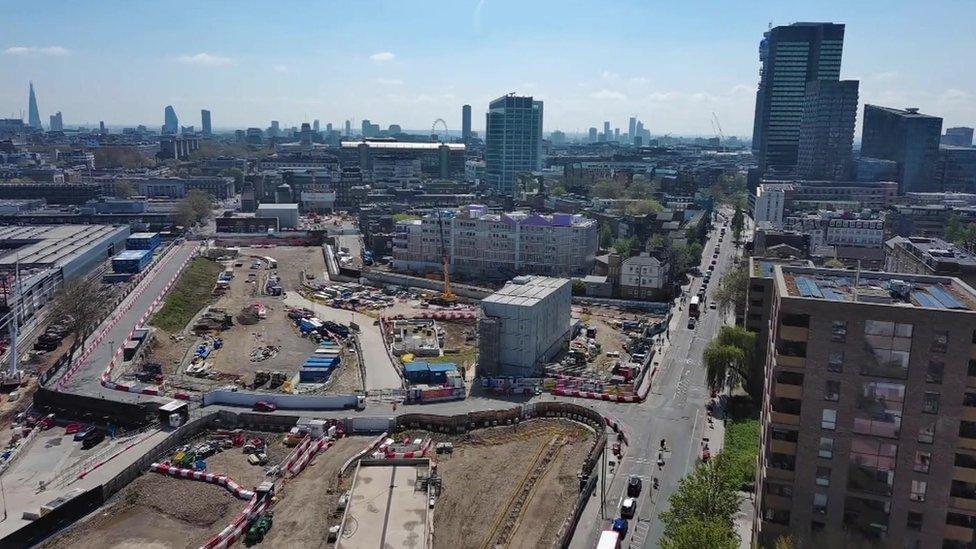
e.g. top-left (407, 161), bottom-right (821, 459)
top-left (28, 81), bottom-right (42, 129)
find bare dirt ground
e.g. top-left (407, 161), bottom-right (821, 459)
top-left (41, 474), bottom-right (246, 549)
top-left (262, 436), bottom-right (369, 548)
top-left (402, 419), bottom-right (594, 549)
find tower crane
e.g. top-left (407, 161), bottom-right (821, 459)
top-left (711, 112), bottom-right (725, 143)
top-left (429, 210), bottom-right (457, 306)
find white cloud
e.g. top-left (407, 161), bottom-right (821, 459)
top-left (3, 45), bottom-right (70, 56)
top-left (600, 70), bottom-right (620, 81)
top-left (729, 84), bottom-right (755, 95)
top-left (273, 65), bottom-right (293, 74)
top-left (370, 51), bottom-right (395, 62)
top-left (629, 76), bottom-right (651, 85)
top-left (375, 78), bottom-right (404, 85)
top-left (175, 52), bottom-right (234, 66)
top-left (590, 89), bottom-right (628, 100)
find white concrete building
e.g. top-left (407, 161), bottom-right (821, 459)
top-left (753, 183), bottom-right (794, 228)
top-left (619, 252), bottom-right (669, 299)
top-left (478, 276), bottom-right (572, 377)
top-left (255, 203), bottom-right (299, 229)
top-left (785, 214), bottom-right (886, 249)
top-left (371, 156), bottom-right (421, 188)
top-left (393, 205), bottom-right (598, 279)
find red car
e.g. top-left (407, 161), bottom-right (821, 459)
top-left (65, 422), bottom-right (84, 435)
top-left (253, 401), bottom-right (277, 412)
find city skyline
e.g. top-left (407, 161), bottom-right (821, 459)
top-left (1, 1), bottom-right (974, 136)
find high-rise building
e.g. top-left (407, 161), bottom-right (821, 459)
top-left (163, 105), bottom-right (178, 135)
top-left (603, 121), bottom-right (611, 142)
top-left (326, 122), bottom-right (332, 134)
top-left (201, 109), bottom-right (212, 135)
top-left (752, 22), bottom-right (846, 176)
top-left (49, 112), bottom-right (63, 132)
top-left (462, 104), bottom-right (472, 141)
top-left (269, 120), bottom-right (280, 138)
top-left (485, 94), bottom-right (543, 196)
top-left (312, 119), bottom-right (320, 133)
top-left (344, 120), bottom-right (351, 137)
top-left (861, 105), bottom-right (943, 193)
top-left (943, 127), bottom-right (975, 148)
top-left (99, 121), bottom-right (106, 134)
top-left (588, 127), bottom-right (598, 143)
top-left (753, 264), bottom-right (976, 548)
top-left (629, 117), bottom-right (637, 141)
top-left (27, 81), bottom-right (42, 130)
top-left (796, 80), bottom-right (859, 181)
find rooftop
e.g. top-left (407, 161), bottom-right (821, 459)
top-left (482, 276), bottom-right (570, 307)
top-left (887, 236), bottom-right (976, 269)
top-left (778, 266), bottom-right (976, 311)
top-left (341, 141), bottom-right (465, 151)
top-left (0, 224), bottom-right (128, 269)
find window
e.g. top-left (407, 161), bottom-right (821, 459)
top-left (970, 359), bottom-right (976, 377)
top-left (923, 392), bottom-right (940, 414)
top-left (952, 480), bottom-right (976, 500)
top-left (825, 381), bottom-right (840, 401)
top-left (828, 351), bottom-right (844, 373)
top-left (813, 493), bottom-right (828, 515)
top-left (772, 397), bottom-right (802, 416)
top-left (914, 451), bottom-right (931, 473)
top-left (848, 438), bottom-right (898, 496)
top-left (843, 496), bottom-right (890, 539)
top-left (918, 421), bottom-right (935, 444)
top-left (815, 466), bottom-right (831, 487)
top-left (832, 320), bottom-right (847, 342)
top-left (932, 330), bottom-right (948, 353)
top-left (782, 313), bottom-right (809, 328)
top-left (910, 480), bottom-right (927, 502)
top-left (906, 511), bottom-right (923, 531)
top-left (766, 482), bottom-right (793, 497)
top-left (763, 507), bottom-right (790, 525)
top-left (961, 421), bottom-right (976, 439)
top-left (819, 437), bottom-right (834, 459)
top-left (947, 512), bottom-right (976, 529)
top-left (769, 453), bottom-right (796, 472)
top-left (958, 453), bottom-right (976, 470)
top-left (822, 409), bottom-right (837, 430)
top-left (776, 370), bottom-right (804, 386)
top-left (926, 360), bottom-right (944, 384)
top-left (777, 339), bottom-right (807, 358)
top-left (965, 393), bottom-right (976, 407)
top-left (771, 427), bottom-right (798, 443)
top-left (854, 382), bottom-right (905, 438)
top-left (862, 320), bottom-right (913, 378)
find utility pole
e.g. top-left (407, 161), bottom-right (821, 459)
top-left (600, 442), bottom-right (607, 519)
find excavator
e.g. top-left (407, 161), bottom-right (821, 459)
top-left (427, 210), bottom-right (458, 307)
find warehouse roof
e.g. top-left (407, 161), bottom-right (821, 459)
top-left (0, 224), bottom-right (128, 269)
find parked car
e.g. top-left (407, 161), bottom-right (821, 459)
top-left (621, 497), bottom-right (637, 519)
top-left (627, 475), bottom-right (642, 497)
top-left (253, 401), bottom-right (277, 412)
top-left (74, 425), bottom-right (95, 442)
top-left (81, 428), bottom-right (105, 450)
top-left (65, 423), bottom-right (85, 435)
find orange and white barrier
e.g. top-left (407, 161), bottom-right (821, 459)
top-left (150, 462), bottom-right (255, 500)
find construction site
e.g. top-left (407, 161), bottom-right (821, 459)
top-left (115, 245), bottom-right (363, 396)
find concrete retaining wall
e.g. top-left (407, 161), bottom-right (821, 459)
top-left (202, 390), bottom-right (361, 410)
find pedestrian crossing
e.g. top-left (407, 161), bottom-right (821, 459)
top-left (630, 520), bottom-right (650, 547)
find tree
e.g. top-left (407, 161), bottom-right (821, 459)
top-left (774, 534), bottom-right (797, 549)
top-left (626, 178), bottom-right (655, 199)
top-left (185, 189), bottom-right (214, 222)
top-left (599, 224), bottom-right (614, 249)
top-left (661, 517), bottom-right (740, 549)
top-left (674, 241), bottom-right (703, 273)
top-left (714, 261), bottom-right (747, 314)
top-left (591, 178), bottom-right (626, 199)
top-left (94, 147), bottom-right (153, 169)
top-left (49, 278), bottom-right (112, 351)
top-left (221, 167), bottom-right (245, 186)
top-left (824, 257), bottom-right (846, 269)
top-left (613, 236), bottom-right (638, 258)
top-left (732, 204), bottom-right (744, 240)
top-left (572, 279), bottom-right (586, 296)
top-left (113, 180), bottom-right (136, 199)
top-left (660, 460), bottom-right (742, 539)
top-left (624, 198), bottom-right (664, 216)
top-left (649, 233), bottom-right (668, 250)
top-left (704, 342), bottom-right (747, 392)
top-left (550, 184), bottom-right (567, 197)
top-left (173, 200), bottom-right (196, 228)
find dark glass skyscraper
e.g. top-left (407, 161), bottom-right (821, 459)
top-left (27, 81), bottom-right (42, 130)
top-left (163, 105), bottom-right (179, 134)
top-left (861, 105), bottom-right (943, 193)
top-left (201, 109), bottom-right (212, 135)
top-left (485, 94), bottom-right (543, 196)
top-left (796, 79), bottom-right (859, 180)
top-left (462, 104), bottom-right (472, 141)
top-left (752, 22), bottom-right (846, 176)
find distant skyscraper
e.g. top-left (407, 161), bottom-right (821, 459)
top-left (588, 127), bottom-right (598, 143)
top-left (462, 104), bottom-right (472, 141)
top-left (326, 122), bottom-right (332, 134)
top-left (614, 128), bottom-right (620, 142)
top-left (99, 121), bottom-right (106, 134)
top-left (943, 127), bottom-right (974, 147)
top-left (485, 94), bottom-right (543, 196)
top-left (345, 120), bottom-right (351, 137)
top-left (752, 22), bottom-right (845, 176)
top-left (163, 105), bottom-right (178, 134)
top-left (861, 104), bottom-right (943, 193)
top-left (603, 121), bottom-right (610, 141)
top-left (27, 81), bottom-right (42, 130)
top-left (312, 119), bottom-right (320, 133)
top-left (796, 80), bottom-right (859, 180)
top-left (628, 117), bottom-right (637, 140)
top-left (269, 120), bottom-right (280, 137)
top-left (201, 109), bottom-right (212, 135)
top-left (49, 112), bottom-right (63, 132)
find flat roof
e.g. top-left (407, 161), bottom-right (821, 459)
top-left (339, 462), bottom-right (429, 549)
top-left (256, 203), bottom-right (299, 210)
top-left (341, 141), bottom-right (465, 151)
top-left (0, 224), bottom-right (128, 269)
top-left (113, 249), bottom-right (152, 260)
top-left (483, 276), bottom-right (569, 307)
top-left (778, 266), bottom-right (976, 311)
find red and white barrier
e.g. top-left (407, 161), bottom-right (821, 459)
top-left (384, 438), bottom-right (432, 459)
top-left (288, 437), bottom-right (334, 476)
top-left (201, 493), bottom-right (272, 549)
top-left (150, 462), bottom-right (255, 500)
top-left (549, 365), bottom-right (659, 404)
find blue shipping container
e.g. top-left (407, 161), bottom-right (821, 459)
top-left (299, 368), bottom-right (332, 383)
top-left (112, 249), bottom-right (153, 274)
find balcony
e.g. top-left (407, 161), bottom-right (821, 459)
top-left (764, 494), bottom-right (792, 508)
top-left (770, 439), bottom-right (797, 455)
top-left (945, 524), bottom-right (975, 543)
top-left (969, 375), bottom-right (976, 389)
top-left (952, 497), bottom-right (976, 512)
top-left (770, 411), bottom-right (801, 426)
top-left (775, 352), bottom-right (805, 369)
top-left (965, 407), bottom-right (976, 422)
top-left (766, 467), bottom-right (795, 481)
top-left (774, 382), bottom-right (802, 400)
top-left (960, 437), bottom-right (976, 451)
top-left (779, 325), bottom-right (808, 342)
top-left (956, 466), bottom-right (976, 484)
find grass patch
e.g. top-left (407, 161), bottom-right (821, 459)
top-left (719, 418), bottom-right (760, 489)
top-left (150, 257), bottom-right (222, 333)
top-left (427, 347), bottom-right (478, 365)
top-left (392, 213), bottom-right (420, 222)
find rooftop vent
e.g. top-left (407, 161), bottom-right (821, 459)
top-left (905, 107), bottom-right (920, 114)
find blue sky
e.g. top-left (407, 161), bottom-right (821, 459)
top-left (1, 0), bottom-right (974, 137)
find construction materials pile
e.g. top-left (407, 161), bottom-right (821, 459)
top-left (250, 345), bottom-right (280, 363)
top-left (194, 308), bottom-right (233, 334)
top-left (252, 371), bottom-right (288, 390)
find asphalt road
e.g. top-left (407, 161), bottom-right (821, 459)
top-left (57, 241), bottom-right (199, 401)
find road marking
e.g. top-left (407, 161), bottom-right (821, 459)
top-left (685, 409), bottom-right (701, 475)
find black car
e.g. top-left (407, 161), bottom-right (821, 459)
top-left (81, 428), bottom-right (105, 450)
top-left (627, 475), bottom-right (643, 497)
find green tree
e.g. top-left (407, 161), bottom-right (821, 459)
top-left (660, 460), bottom-right (742, 538)
top-left (599, 224), bottom-right (614, 249)
top-left (624, 198), bottom-right (664, 216)
top-left (591, 178), bottom-right (626, 199)
top-left (173, 200), bottom-right (197, 228)
top-left (649, 233), bottom-right (668, 250)
top-left (49, 278), bottom-right (112, 352)
top-left (774, 534), bottom-right (797, 549)
top-left (550, 184), bottom-right (567, 197)
top-left (674, 241), bottom-right (703, 273)
top-left (572, 279), bottom-right (586, 296)
top-left (714, 261), bottom-right (748, 314)
top-left (185, 189), bottom-right (214, 222)
top-left (626, 178), bottom-right (655, 199)
top-left (613, 236), bottom-right (638, 257)
top-left (824, 257), bottom-right (846, 269)
top-left (221, 167), bottom-right (245, 186)
top-left (661, 517), bottom-right (739, 549)
top-left (704, 342), bottom-right (747, 392)
top-left (732, 205), bottom-right (744, 240)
